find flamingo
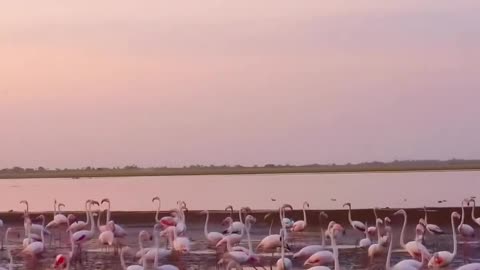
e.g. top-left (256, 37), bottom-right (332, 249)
top-left (305, 223), bottom-right (341, 270)
top-left (53, 223), bottom-right (77, 269)
top-left (0, 228), bottom-right (13, 270)
top-left (291, 201), bottom-right (310, 232)
top-left (219, 215), bottom-right (265, 269)
top-left (135, 231), bottom-right (153, 259)
top-left (153, 225), bottom-right (179, 270)
top-left (46, 200), bottom-right (68, 228)
top-left (257, 204), bottom-right (292, 252)
top-left (120, 247), bottom-right (147, 270)
top-left (428, 211), bottom-right (460, 268)
top-left (359, 221), bottom-right (372, 248)
top-left (72, 200), bottom-right (98, 251)
top-left (293, 211), bottom-right (329, 259)
top-left (276, 228), bottom-right (293, 270)
top-left (162, 225), bottom-right (190, 254)
top-left (67, 200), bottom-right (92, 233)
top-left (394, 209), bottom-right (431, 260)
top-left (224, 205), bottom-right (248, 234)
top-left (139, 224), bottom-right (172, 264)
top-left (22, 218), bottom-right (46, 257)
top-left (423, 206), bottom-right (444, 235)
top-left (469, 198), bottom-right (480, 226)
top-left (303, 229), bottom-right (335, 267)
top-left (367, 208), bottom-right (381, 236)
top-left (343, 203), bottom-right (366, 235)
top-left (101, 198), bottom-right (128, 238)
top-left (367, 217), bottom-right (387, 261)
top-left (19, 200), bottom-right (50, 238)
top-left (98, 211), bottom-right (116, 253)
top-left (415, 219), bottom-right (426, 243)
top-left (201, 210), bottom-right (223, 246)
top-left (458, 199), bottom-right (475, 238)
top-left (386, 231), bottom-right (424, 270)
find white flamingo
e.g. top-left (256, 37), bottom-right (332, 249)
top-left (458, 199), bottom-right (475, 238)
top-left (423, 206), bottom-right (444, 235)
top-left (359, 221), bottom-right (372, 248)
top-left (304, 222), bottom-right (336, 267)
top-left (428, 211), bottom-right (460, 268)
top-left (139, 224), bottom-right (172, 264)
top-left (394, 209), bottom-right (431, 260)
top-left (72, 200), bottom-right (98, 252)
top-left (0, 228), bottom-right (13, 270)
top-left (469, 198), bottom-right (480, 226)
top-left (101, 198), bottom-right (128, 238)
top-left (386, 231), bottom-right (424, 270)
top-left (120, 246), bottom-right (147, 270)
top-left (153, 225), bottom-right (179, 270)
top-left (276, 228), bottom-right (293, 270)
top-left (219, 215), bottom-right (264, 269)
top-left (19, 200), bottom-right (50, 238)
top-left (202, 210), bottom-right (224, 246)
top-left (98, 212), bottom-right (116, 253)
top-left (257, 204), bottom-right (292, 252)
top-left (343, 203), bottom-right (366, 234)
top-left (224, 205), bottom-right (248, 234)
top-left (67, 200), bottom-right (92, 233)
top-left (22, 218), bottom-right (46, 257)
top-left (305, 223), bottom-right (341, 270)
top-left (291, 201), bottom-right (310, 232)
top-left (368, 217), bottom-right (387, 261)
top-left (293, 211), bottom-right (329, 259)
top-left (135, 231), bottom-right (153, 259)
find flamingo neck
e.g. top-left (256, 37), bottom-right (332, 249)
top-left (246, 222), bottom-right (253, 253)
top-left (106, 202), bottom-right (111, 223)
top-left (53, 200), bottom-right (57, 216)
top-left (268, 218), bottom-right (274, 236)
top-left (154, 200), bottom-right (161, 223)
top-left (460, 201), bottom-right (466, 226)
top-left (386, 232), bottom-right (393, 270)
top-left (399, 212), bottom-right (407, 248)
top-left (120, 249), bottom-right (128, 270)
top-left (424, 207), bottom-right (428, 224)
top-left (376, 219), bottom-right (382, 241)
top-left (471, 200), bottom-right (477, 222)
top-left (203, 211), bottom-right (210, 239)
top-left (347, 205), bottom-right (353, 224)
top-left (85, 202), bottom-right (90, 225)
top-left (331, 230), bottom-right (340, 270)
top-left (97, 210), bottom-right (102, 230)
top-left (302, 203), bottom-right (308, 225)
top-left (451, 213), bottom-right (457, 256)
top-left (89, 208), bottom-right (96, 233)
top-left (238, 209), bottom-right (243, 224)
top-left (153, 229), bottom-right (160, 268)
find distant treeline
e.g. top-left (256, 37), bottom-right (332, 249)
top-left (1, 159), bottom-right (480, 179)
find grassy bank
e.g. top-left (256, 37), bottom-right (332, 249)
top-left (1, 160), bottom-right (480, 179)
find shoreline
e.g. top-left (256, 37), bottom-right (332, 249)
top-left (1, 166), bottom-right (479, 180)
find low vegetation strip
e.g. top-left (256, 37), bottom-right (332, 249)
top-left (1, 159), bottom-right (479, 179)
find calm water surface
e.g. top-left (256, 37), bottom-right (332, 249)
top-left (0, 171), bottom-right (479, 211)
top-left (1, 171), bottom-right (480, 268)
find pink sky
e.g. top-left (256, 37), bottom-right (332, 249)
top-left (1, 1), bottom-right (479, 168)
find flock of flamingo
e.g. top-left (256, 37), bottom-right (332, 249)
top-left (0, 197), bottom-right (480, 269)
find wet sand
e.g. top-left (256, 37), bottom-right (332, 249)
top-left (0, 208), bottom-right (479, 269)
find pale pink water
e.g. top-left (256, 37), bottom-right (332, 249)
top-left (0, 171), bottom-right (478, 212)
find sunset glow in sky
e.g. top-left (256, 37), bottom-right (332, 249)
top-left (1, 1), bottom-right (479, 168)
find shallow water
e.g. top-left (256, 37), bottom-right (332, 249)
top-left (0, 170), bottom-right (480, 212)
top-left (1, 211), bottom-right (480, 269)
